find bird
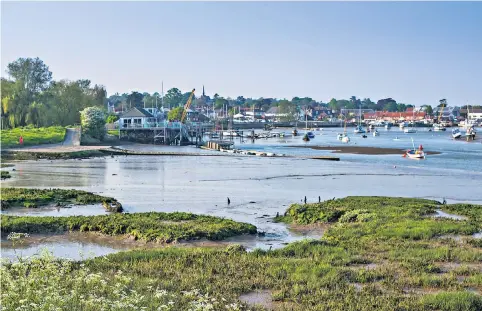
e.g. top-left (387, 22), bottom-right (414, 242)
top-left (227, 197), bottom-right (231, 205)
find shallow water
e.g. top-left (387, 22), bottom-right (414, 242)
top-left (433, 210), bottom-right (467, 221)
top-left (1, 127), bottom-right (481, 259)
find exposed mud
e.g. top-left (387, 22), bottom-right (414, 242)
top-left (289, 145), bottom-right (441, 155)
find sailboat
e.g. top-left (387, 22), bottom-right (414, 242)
top-left (303, 107), bottom-right (315, 140)
top-left (354, 104), bottom-right (365, 134)
top-left (403, 138), bottom-right (425, 159)
top-left (404, 109), bottom-right (417, 133)
top-left (337, 115), bottom-right (350, 143)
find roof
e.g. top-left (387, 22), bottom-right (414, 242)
top-left (120, 107), bottom-right (154, 118)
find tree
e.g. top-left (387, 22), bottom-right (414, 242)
top-left (106, 113), bottom-right (119, 123)
top-left (328, 98), bottom-right (338, 111)
top-left (126, 91), bottom-right (144, 109)
top-left (214, 98), bottom-right (228, 110)
top-left (278, 100), bottom-right (297, 122)
top-left (7, 57), bottom-right (52, 95)
top-left (168, 107), bottom-right (183, 121)
top-left (80, 106), bottom-right (106, 141)
top-left (377, 98), bottom-right (396, 111)
top-left (164, 88), bottom-right (183, 108)
top-left (384, 102), bottom-right (398, 112)
top-left (423, 105), bottom-right (433, 115)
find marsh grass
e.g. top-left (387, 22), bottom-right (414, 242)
top-left (0, 126), bottom-right (66, 148)
top-left (0, 187), bottom-right (122, 212)
top-left (2, 196), bottom-right (481, 310)
top-left (1, 170), bottom-right (11, 179)
top-left (1, 212), bottom-right (258, 243)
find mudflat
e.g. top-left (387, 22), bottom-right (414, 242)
top-left (290, 145), bottom-right (441, 155)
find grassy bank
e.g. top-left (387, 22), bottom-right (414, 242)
top-left (1, 197), bottom-right (481, 311)
top-left (0, 188), bottom-right (122, 212)
top-left (0, 126), bottom-right (66, 148)
top-left (1, 212), bottom-right (258, 243)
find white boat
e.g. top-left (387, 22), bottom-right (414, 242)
top-left (404, 128), bottom-right (416, 133)
top-left (465, 126), bottom-right (477, 140)
top-left (399, 122), bottom-right (408, 129)
top-left (403, 138), bottom-right (425, 159)
top-left (433, 124), bottom-right (446, 132)
top-left (452, 128), bottom-right (462, 139)
top-left (372, 130), bottom-right (380, 137)
top-left (223, 131), bottom-right (239, 137)
top-left (341, 136), bottom-right (350, 143)
top-left (266, 152), bottom-right (275, 157)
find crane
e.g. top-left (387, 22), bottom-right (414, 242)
top-left (180, 89), bottom-right (195, 123)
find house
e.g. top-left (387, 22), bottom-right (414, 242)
top-left (119, 107), bottom-right (156, 128)
top-left (467, 108), bottom-right (482, 121)
top-left (363, 111), bottom-right (426, 122)
top-left (433, 106), bottom-right (460, 121)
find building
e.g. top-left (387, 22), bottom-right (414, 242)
top-left (433, 106), bottom-right (460, 121)
top-left (363, 111), bottom-right (427, 122)
top-left (340, 108), bottom-right (375, 117)
top-left (468, 108), bottom-right (482, 121)
top-left (119, 107), bottom-right (156, 128)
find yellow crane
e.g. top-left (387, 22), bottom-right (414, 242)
top-left (180, 89), bottom-right (195, 123)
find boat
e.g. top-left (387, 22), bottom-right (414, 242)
top-left (385, 123), bottom-right (392, 130)
top-left (404, 112), bottom-right (417, 133)
top-left (302, 134), bottom-right (310, 142)
top-left (399, 122), bottom-right (407, 129)
top-left (372, 130), bottom-right (380, 137)
top-left (292, 128), bottom-right (298, 136)
top-left (433, 124), bottom-right (446, 131)
top-left (354, 125), bottom-right (365, 134)
top-left (337, 114), bottom-right (350, 143)
top-left (452, 128), bottom-right (462, 139)
top-left (403, 138), bottom-right (425, 159)
top-left (223, 130), bottom-right (239, 137)
top-left (353, 104), bottom-right (365, 133)
top-left (369, 124), bottom-right (375, 130)
top-left (465, 126), bottom-right (476, 141)
top-left (307, 131), bottom-right (315, 139)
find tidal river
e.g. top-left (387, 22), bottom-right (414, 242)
top-left (2, 127), bottom-right (482, 260)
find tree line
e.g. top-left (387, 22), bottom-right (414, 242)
top-left (1, 57), bottom-right (106, 129)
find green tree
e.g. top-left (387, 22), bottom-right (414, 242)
top-left (7, 57), bottom-right (52, 95)
top-left (278, 100), bottom-right (297, 122)
top-left (328, 98), bottom-right (338, 111)
top-left (106, 113), bottom-right (119, 123)
top-left (168, 107), bottom-right (183, 121)
top-left (126, 91), bottom-right (144, 109)
top-left (164, 88), bottom-right (183, 108)
top-left (424, 105), bottom-right (433, 115)
top-left (384, 102), bottom-right (398, 112)
top-left (80, 106), bottom-right (106, 140)
top-left (214, 98), bottom-right (228, 110)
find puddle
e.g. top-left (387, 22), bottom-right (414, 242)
top-left (350, 263), bottom-right (379, 270)
top-left (239, 290), bottom-right (273, 310)
top-left (432, 210), bottom-right (467, 220)
top-left (473, 232), bottom-right (482, 239)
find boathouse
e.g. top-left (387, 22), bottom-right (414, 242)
top-left (119, 107), bottom-right (157, 128)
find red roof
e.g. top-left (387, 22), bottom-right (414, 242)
top-left (364, 111), bottom-right (426, 120)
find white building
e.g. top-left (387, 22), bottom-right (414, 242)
top-left (119, 107), bottom-right (156, 128)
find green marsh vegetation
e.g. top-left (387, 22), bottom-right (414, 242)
top-left (1, 212), bottom-right (258, 243)
top-left (0, 188), bottom-right (122, 212)
top-left (1, 197), bottom-right (481, 310)
top-left (0, 126), bottom-right (66, 148)
top-left (1, 170), bottom-right (11, 179)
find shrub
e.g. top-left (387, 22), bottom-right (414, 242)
top-left (80, 107), bottom-right (106, 141)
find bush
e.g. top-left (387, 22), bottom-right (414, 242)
top-left (80, 107), bottom-right (106, 141)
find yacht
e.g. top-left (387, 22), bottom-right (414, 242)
top-left (452, 128), bottom-right (462, 139)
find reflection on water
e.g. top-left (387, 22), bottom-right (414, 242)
top-left (1, 204), bottom-right (109, 217)
top-left (1, 127), bottom-right (481, 258)
top-left (433, 210), bottom-right (467, 220)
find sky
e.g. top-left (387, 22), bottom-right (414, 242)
top-left (1, 1), bottom-right (482, 107)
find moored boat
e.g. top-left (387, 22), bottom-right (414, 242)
top-left (372, 130), bottom-right (380, 137)
top-left (452, 128), bottom-right (462, 139)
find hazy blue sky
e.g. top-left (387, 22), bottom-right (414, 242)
top-left (2, 1), bottom-right (482, 106)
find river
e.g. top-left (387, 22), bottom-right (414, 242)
top-left (2, 127), bottom-right (481, 260)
